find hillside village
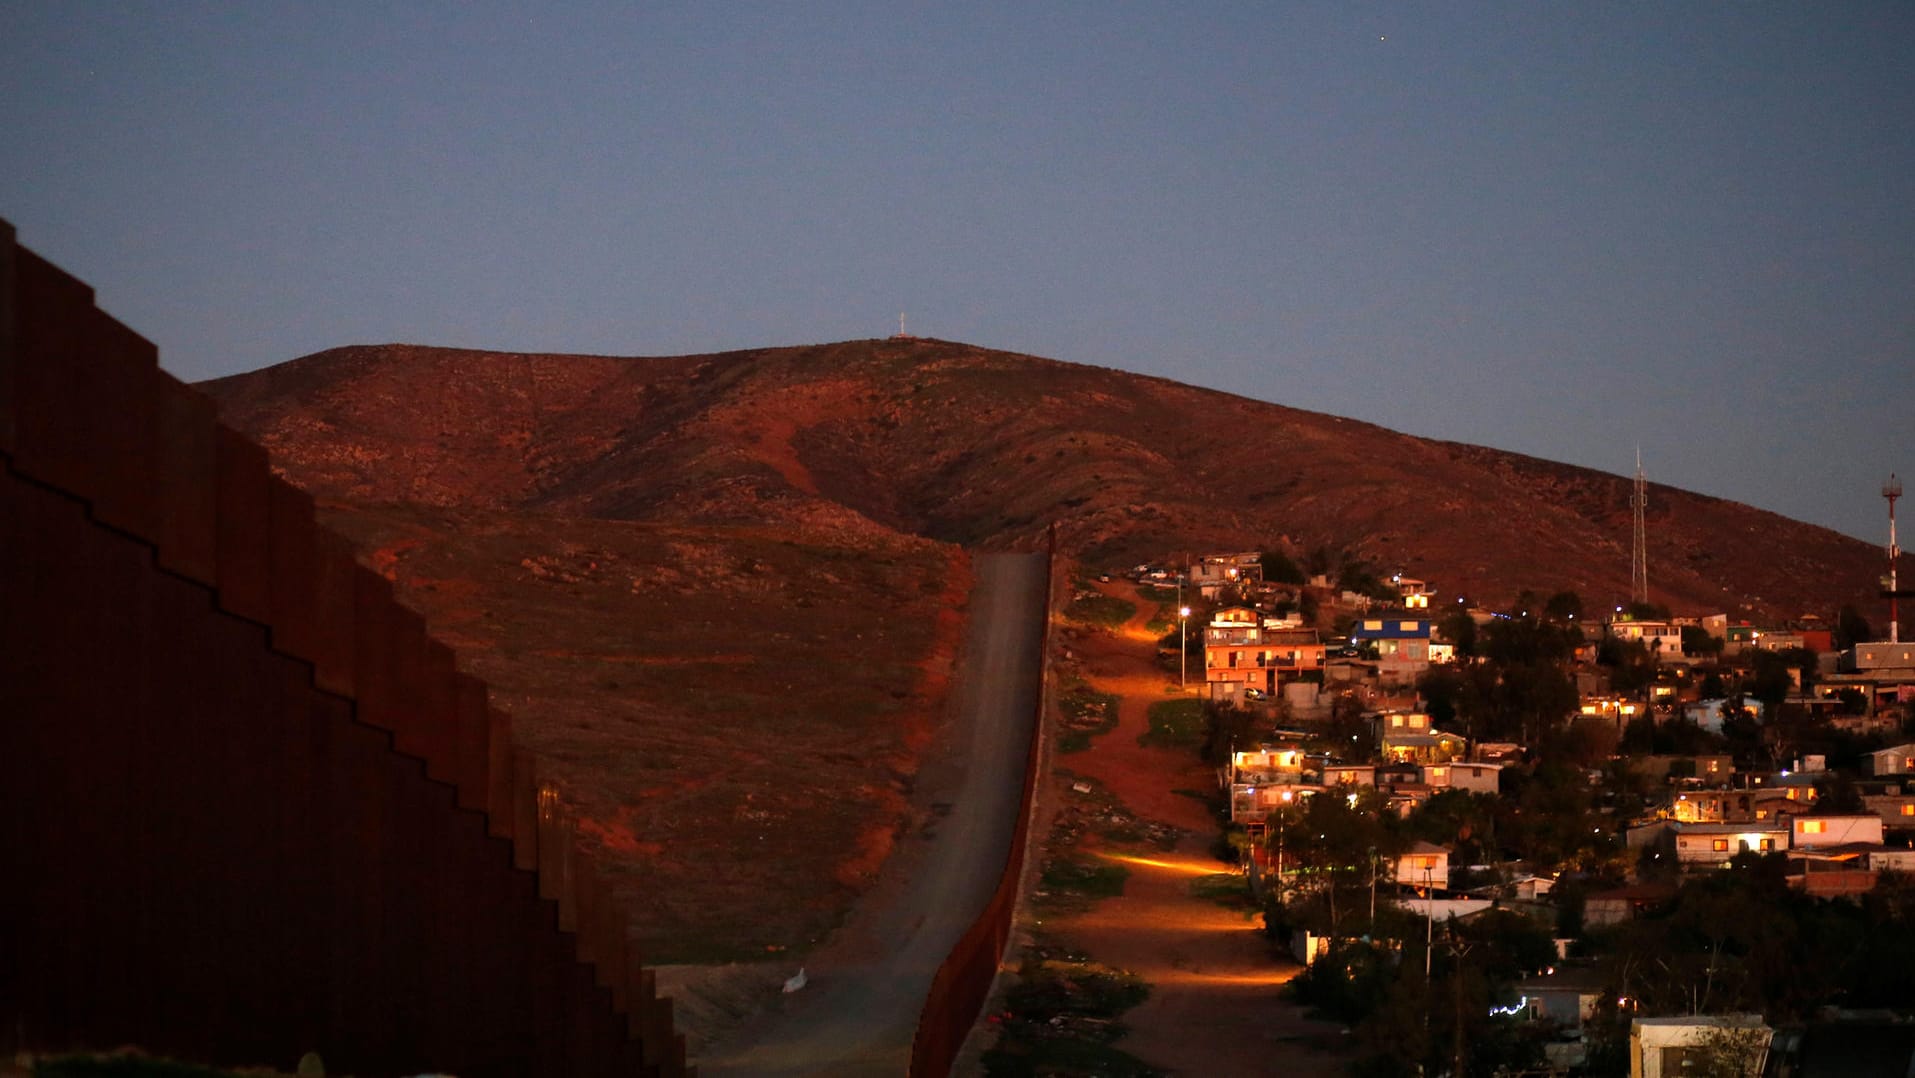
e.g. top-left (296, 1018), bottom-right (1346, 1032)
top-left (1048, 547), bottom-right (1915, 1077)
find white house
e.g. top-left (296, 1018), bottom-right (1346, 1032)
top-left (1322, 763), bottom-right (1376, 788)
top-left (1790, 814), bottom-right (1884, 849)
top-left (1630, 1015), bottom-right (1770, 1078)
top-left (1672, 821), bottom-right (1787, 867)
top-left (1867, 743), bottom-right (1915, 777)
top-left (1421, 761), bottom-right (1502, 795)
top-left (1607, 618), bottom-right (1685, 657)
top-left (1395, 840), bottom-right (1450, 890)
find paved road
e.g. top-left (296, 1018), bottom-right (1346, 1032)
top-left (697, 552), bottom-right (1048, 1077)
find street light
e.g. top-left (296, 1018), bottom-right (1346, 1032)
top-left (1179, 605), bottom-right (1193, 690)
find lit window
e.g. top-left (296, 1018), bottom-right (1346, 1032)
top-left (1391, 716), bottom-right (1404, 728)
top-left (1760, 839), bottom-right (1774, 851)
top-left (1712, 839), bottom-right (1729, 852)
top-left (1802, 820), bottom-right (1827, 835)
top-left (1901, 804), bottom-right (1913, 818)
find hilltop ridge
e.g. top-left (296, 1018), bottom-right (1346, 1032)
top-left (206, 337), bottom-right (1882, 619)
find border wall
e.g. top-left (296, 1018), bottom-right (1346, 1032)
top-left (0, 221), bottom-right (687, 1076)
top-left (907, 527), bottom-right (1057, 1077)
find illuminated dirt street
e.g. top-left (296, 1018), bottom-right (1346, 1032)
top-left (1043, 582), bottom-right (1351, 1077)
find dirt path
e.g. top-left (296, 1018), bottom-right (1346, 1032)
top-left (696, 553), bottom-right (1048, 1077)
top-left (1046, 581), bottom-right (1350, 1077)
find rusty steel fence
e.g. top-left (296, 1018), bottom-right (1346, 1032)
top-left (908, 530), bottom-right (1058, 1077)
top-left (0, 221), bottom-right (687, 1076)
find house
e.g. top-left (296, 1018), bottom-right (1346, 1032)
top-left (1861, 790), bottom-right (1915, 831)
top-left (1230, 745), bottom-right (1307, 776)
top-left (1321, 763), bottom-right (1376, 788)
top-left (1684, 698), bottom-right (1765, 734)
top-left (1606, 617), bottom-right (1684, 658)
top-left (1627, 754), bottom-right (1734, 787)
top-left (1790, 845), bottom-right (1879, 898)
top-left (1421, 760), bottom-right (1501, 795)
top-left (1472, 742), bottom-right (1524, 763)
top-left (1583, 882), bottom-right (1675, 926)
top-left (1187, 553), bottom-right (1261, 597)
top-left (1840, 643), bottom-right (1915, 712)
top-left (1866, 743), bottom-right (1915, 777)
top-left (1391, 574), bottom-right (1434, 609)
top-left (1868, 847), bottom-right (1915, 875)
top-left (1350, 617), bottom-right (1434, 684)
top-left (1629, 1015), bottom-right (1770, 1078)
top-left (1229, 781), bottom-right (1316, 826)
top-left (1791, 814), bottom-right (1884, 849)
top-left (1517, 965), bottom-right (1608, 1037)
top-left (1671, 821), bottom-right (1788, 868)
top-left (1395, 840), bottom-right (1450, 890)
top-left (1376, 712), bottom-right (1468, 764)
top-left (1669, 790), bottom-right (1730, 823)
top-left (1203, 607), bottom-right (1326, 700)
top-left (1579, 695), bottom-right (1647, 736)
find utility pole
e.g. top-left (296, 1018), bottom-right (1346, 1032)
top-left (1178, 580), bottom-right (1192, 692)
top-left (1369, 846), bottom-right (1377, 927)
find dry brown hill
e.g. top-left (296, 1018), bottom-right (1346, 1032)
top-left (201, 336), bottom-right (1890, 1026)
top-left (207, 337), bottom-right (1884, 619)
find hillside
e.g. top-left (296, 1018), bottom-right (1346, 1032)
top-left (202, 337), bottom-right (1888, 963)
top-left (207, 337), bottom-right (1885, 619)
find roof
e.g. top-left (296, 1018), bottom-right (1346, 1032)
top-left (1351, 620), bottom-right (1432, 639)
top-left (1675, 821), bottom-right (1790, 835)
top-left (1516, 965), bottom-right (1609, 992)
top-left (1792, 842), bottom-right (1881, 861)
top-left (1382, 731), bottom-right (1466, 747)
top-left (1587, 882), bottom-right (1677, 903)
top-left (1263, 629), bottom-right (1322, 645)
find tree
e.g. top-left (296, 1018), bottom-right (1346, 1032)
top-left (1439, 607), bottom-right (1478, 657)
top-left (1682, 624), bottom-right (1725, 659)
top-left (1259, 547), bottom-right (1305, 585)
top-left (1680, 1024), bottom-right (1773, 1078)
top-left (1544, 589), bottom-right (1584, 623)
top-left (1812, 771), bottom-right (1865, 814)
top-left (1417, 666), bottom-right (1464, 727)
top-left (1836, 603), bottom-right (1875, 650)
top-left (1742, 650), bottom-right (1795, 709)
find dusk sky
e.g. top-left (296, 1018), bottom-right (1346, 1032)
top-left (4, 3), bottom-right (1910, 543)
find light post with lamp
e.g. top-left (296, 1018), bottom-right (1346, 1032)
top-left (1179, 604), bottom-right (1192, 690)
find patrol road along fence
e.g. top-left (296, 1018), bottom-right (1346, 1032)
top-left (908, 527), bottom-right (1058, 1077)
top-left (0, 219), bottom-right (689, 1077)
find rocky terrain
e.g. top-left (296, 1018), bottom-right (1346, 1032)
top-left (202, 337), bottom-right (1888, 962)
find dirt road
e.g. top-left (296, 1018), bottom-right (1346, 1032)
top-left (697, 552), bottom-right (1048, 1076)
top-left (1043, 581), bottom-right (1351, 1077)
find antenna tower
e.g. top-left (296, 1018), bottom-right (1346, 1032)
top-left (1630, 450), bottom-right (1648, 607)
top-left (1888, 474), bottom-right (1903, 643)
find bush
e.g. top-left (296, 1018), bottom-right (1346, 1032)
top-left (1140, 698), bottom-right (1205, 748)
top-left (1065, 592), bottom-right (1136, 628)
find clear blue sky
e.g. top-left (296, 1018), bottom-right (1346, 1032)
top-left (4, 3), bottom-right (1910, 542)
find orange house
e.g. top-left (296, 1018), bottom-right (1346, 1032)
top-left (1204, 607), bottom-right (1326, 698)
